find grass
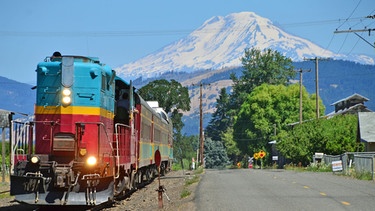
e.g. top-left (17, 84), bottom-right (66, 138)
top-left (0, 181), bottom-right (10, 199)
top-left (351, 170), bottom-right (373, 180)
top-left (180, 189), bottom-right (191, 198)
top-left (180, 167), bottom-right (203, 198)
top-left (0, 191), bottom-right (10, 199)
top-left (284, 162), bottom-right (374, 181)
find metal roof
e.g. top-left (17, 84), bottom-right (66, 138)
top-left (358, 112), bottom-right (375, 143)
top-left (330, 93), bottom-right (369, 106)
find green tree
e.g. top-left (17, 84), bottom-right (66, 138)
top-left (230, 48), bottom-right (295, 107)
top-left (221, 127), bottom-right (240, 163)
top-left (205, 88), bottom-right (231, 142)
top-left (276, 114), bottom-right (362, 164)
top-left (204, 137), bottom-right (230, 168)
top-left (174, 135), bottom-right (198, 161)
top-left (233, 83), bottom-right (321, 156)
top-left (137, 79), bottom-right (190, 136)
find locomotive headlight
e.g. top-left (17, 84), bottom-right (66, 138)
top-left (86, 156), bottom-right (97, 166)
top-left (62, 88), bottom-right (71, 96)
top-left (61, 88), bottom-right (72, 106)
top-left (62, 96), bottom-right (72, 104)
top-left (30, 156), bottom-right (40, 164)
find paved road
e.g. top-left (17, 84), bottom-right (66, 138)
top-left (196, 169), bottom-right (375, 211)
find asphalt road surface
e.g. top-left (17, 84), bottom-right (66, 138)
top-left (196, 169), bottom-right (375, 211)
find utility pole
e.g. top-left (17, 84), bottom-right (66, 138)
top-left (296, 68), bottom-right (311, 124)
top-left (334, 28), bottom-right (375, 48)
top-left (334, 16), bottom-right (375, 48)
top-left (199, 83), bottom-right (204, 166)
top-left (304, 57), bottom-right (330, 119)
top-left (192, 82), bottom-right (210, 166)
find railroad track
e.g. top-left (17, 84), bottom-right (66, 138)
top-left (0, 190), bottom-right (10, 194)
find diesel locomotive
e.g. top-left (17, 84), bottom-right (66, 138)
top-left (10, 52), bottom-right (173, 206)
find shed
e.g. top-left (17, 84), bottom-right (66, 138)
top-left (326, 93), bottom-right (371, 118)
top-left (331, 93), bottom-right (369, 113)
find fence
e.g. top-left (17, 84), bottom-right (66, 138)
top-left (322, 152), bottom-right (375, 180)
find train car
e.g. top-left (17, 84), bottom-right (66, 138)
top-left (9, 52), bottom-right (173, 206)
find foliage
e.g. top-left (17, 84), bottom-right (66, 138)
top-left (351, 170), bottom-right (373, 180)
top-left (180, 167), bottom-right (202, 198)
top-left (204, 138), bottom-right (230, 168)
top-left (277, 114), bottom-right (361, 164)
top-left (172, 158), bottom-right (192, 171)
top-left (205, 88), bottom-right (231, 142)
top-left (184, 175), bottom-right (199, 186)
top-left (306, 162), bottom-right (332, 172)
top-left (137, 79), bottom-right (190, 136)
top-left (233, 83), bottom-right (321, 156)
top-left (180, 188), bottom-right (191, 198)
top-left (221, 127), bottom-right (240, 163)
top-left (230, 48), bottom-right (295, 107)
top-left (228, 48), bottom-right (303, 159)
top-left (173, 135), bottom-right (198, 167)
top-left (0, 141), bottom-right (10, 164)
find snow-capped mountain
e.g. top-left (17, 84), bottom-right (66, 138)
top-left (115, 11), bottom-right (374, 81)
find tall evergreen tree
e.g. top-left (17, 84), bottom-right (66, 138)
top-left (205, 88), bottom-right (231, 142)
top-left (204, 137), bottom-right (230, 168)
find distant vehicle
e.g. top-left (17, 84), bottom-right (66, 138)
top-left (10, 52), bottom-right (173, 206)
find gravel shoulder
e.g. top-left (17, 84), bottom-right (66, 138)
top-left (0, 169), bottom-right (201, 211)
top-left (108, 169), bottom-right (199, 211)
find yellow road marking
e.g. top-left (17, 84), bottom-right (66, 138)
top-left (320, 192), bottom-right (327, 196)
top-left (303, 186), bottom-right (309, 189)
top-left (341, 201), bottom-right (350, 206)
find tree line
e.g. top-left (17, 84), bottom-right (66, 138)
top-left (138, 48), bottom-right (362, 169)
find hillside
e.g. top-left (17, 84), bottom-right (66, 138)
top-left (0, 76), bottom-right (35, 117)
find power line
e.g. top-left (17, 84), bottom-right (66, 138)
top-left (0, 17), bottom-right (371, 38)
top-left (336, 0), bottom-right (362, 29)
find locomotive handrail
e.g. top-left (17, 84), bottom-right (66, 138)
top-left (10, 121), bottom-right (32, 174)
top-left (114, 123), bottom-right (131, 179)
top-left (10, 120), bottom-right (59, 174)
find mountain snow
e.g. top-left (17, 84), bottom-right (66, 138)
top-left (115, 12), bottom-right (374, 81)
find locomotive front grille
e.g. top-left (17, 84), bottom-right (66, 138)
top-left (53, 134), bottom-right (75, 152)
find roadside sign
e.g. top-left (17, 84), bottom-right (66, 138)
top-left (155, 149), bottom-right (161, 167)
top-left (315, 153), bottom-right (324, 159)
top-left (332, 160), bottom-right (343, 172)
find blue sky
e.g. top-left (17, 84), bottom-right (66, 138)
top-left (1, 0), bottom-right (374, 84)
